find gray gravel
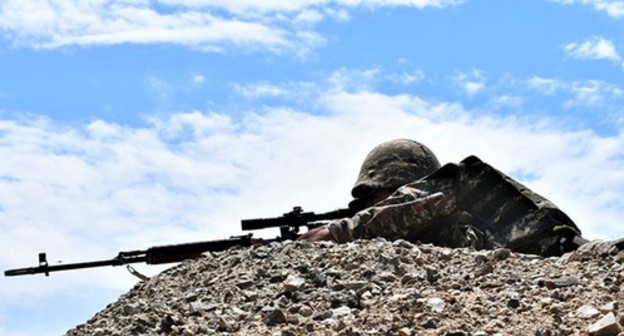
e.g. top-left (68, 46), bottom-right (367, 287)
top-left (66, 238), bottom-right (624, 335)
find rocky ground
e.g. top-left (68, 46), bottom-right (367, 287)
top-left (66, 238), bottom-right (624, 336)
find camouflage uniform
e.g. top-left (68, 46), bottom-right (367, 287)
top-left (329, 141), bottom-right (584, 257)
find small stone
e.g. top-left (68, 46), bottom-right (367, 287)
top-left (122, 303), bottom-right (140, 315)
top-left (229, 307), bottom-right (247, 320)
top-left (398, 327), bottom-right (412, 336)
top-left (344, 262), bottom-right (359, 271)
top-left (312, 271), bottom-right (327, 288)
top-left (236, 279), bottom-right (255, 290)
top-left (283, 275), bottom-right (306, 292)
top-left (159, 315), bottom-right (175, 333)
top-left (265, 309), bottom-right (288, 325)
top-left (280, 326), bottom-right (297, 336)
top-left (490, 248), bottom-right (512, 261)
top-left (242, 290), bottom-right (259, 301)
top-left (438, 248), bottom-right (453, 260)
top-left (421, 317), bottom-right (438, 329)
top-left (312, 310), bottom-right (333, 321)
top-left (393, 239), bottom-right (415, 248)
top-left (188, 302), bottom-right (206, 315)
top-left (217, 317), bottom-right (238, 332)
top-left (400, 272), bottom-right (419, 285)
top-left (425, 266), bottom-right (439, 283)
top-left (599, 302), bottom-right (618, 314)
top-left (475, 262), bottom-right (494, 277)
top-left (332, 319), bottom-right (347, 331)
top-left (286, 315), bottom-right (300, 325)
top-left (577, 305), bottom-right (601, 319)
top-left (276, 295), bottom-right (290, 308)
top-left (425, 298), bottom-right (446, 313)
top-left (183, 293), bottom-right (199, 302)
top-left (376, 271), bottom-right (397, 282)
top-left (92, 328), bottom-right (106, 336)
top-left (251, 250), bottom-right (269, 259)
top-left (332, 306), bottom-right (351, 317)
top-left (550, 304), bottom-right (564, 315)
top-left (588, 313), bottom-right (622, 336)
top-left (270, 273), bottom-right (289, 283)
top-left (445, 331), bottom-right (468, 336)
top-left (507, 298), bottom-right (521, 309)
top-left (505, 273), bottom-right (521, 284)
top-left (542, 275), bottom-right (580, 288)
top-left (342, 281), bottom-right (367, 290)
top-left (299, 306), bottom-right (313, 317)
top-left (474, 252), bottom-right (488, 263)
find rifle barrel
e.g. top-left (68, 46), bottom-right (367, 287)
top-left (4, 257), bottom-right (145, 277)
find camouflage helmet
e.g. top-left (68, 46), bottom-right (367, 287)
top-left (351, 139), bottom-right (441, 198)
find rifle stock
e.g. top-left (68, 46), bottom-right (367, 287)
top-left (5, 206), bottom-right (354, 277)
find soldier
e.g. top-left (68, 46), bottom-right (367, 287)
top-left (302, 139), bottom-right (588, 256)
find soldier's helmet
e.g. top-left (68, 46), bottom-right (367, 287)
top-left (351, 139), bottom-right (441, 198)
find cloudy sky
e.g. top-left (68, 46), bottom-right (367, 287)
top-left (1, 0), bottom-right (624, 334)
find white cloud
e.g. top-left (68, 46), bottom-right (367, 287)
top-left (390, 70), bottom-right (426, 85)
top-left (0, 0), bottom-right (462, 53)
top-left (549, 0), bottom-right (624, 18)
top-left (489, 95), bottom-right (525, 109)
top-left (191, 74), bottom-right (205, 86)
top-left (324, 67), bottom-right (426, 93)
top-left (527, 76), bottom-right (624, 110)
top-left (452, 69), bottom-right (486, 97)
top-left (146, 75), bottom-right (174, 107)
top-left (527, 76), bottom-right (566, 95)
top-left (325, 7), bottom-right (351, 22)
top-left (294, 8), bottom-right (325, 25)
top-left (565, 80), bottom-right (607, 108)
top-left (565, 80), bottom-right (624, 109)
top-left (149, 110), bottom-right (233, 138)
top-left (158, 0), bottom-right (464, 12)
top-left (228, 67), bottom-right (425, 104)
top-left (326, 67), bottom-right (383, 92)
top-left (1, 81), bottom-right (623, 333)
top-left (232, 82), bottom-right (290, 98)
top-left (564, 36), bottom-right (621, 62)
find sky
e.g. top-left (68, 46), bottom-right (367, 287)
top-left (0, 0), bottom-right (623, 334)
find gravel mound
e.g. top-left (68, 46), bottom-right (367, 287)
top-left (66, 239), bottom-right (624, 336)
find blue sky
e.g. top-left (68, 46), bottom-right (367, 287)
top-left (1, 0), bottom-right (624, 334)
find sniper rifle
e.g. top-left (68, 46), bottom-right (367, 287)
top-left (4, 206), bottom-right (355, 277)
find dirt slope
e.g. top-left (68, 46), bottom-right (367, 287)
top-left (66, 239), bottom-right (624, 335)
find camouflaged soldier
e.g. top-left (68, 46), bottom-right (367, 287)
top-left (346, 139), bottom-right (441, 212)
top-left (303, 139), bottom-right (586, 256)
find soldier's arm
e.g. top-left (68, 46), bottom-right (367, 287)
top-left (300, 225), bottom-right (332, 241)
top-left (327, 181), bottom-right (456, 243)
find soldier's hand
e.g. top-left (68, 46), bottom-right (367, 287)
top-left (300, 226), bottom-right (333, 241)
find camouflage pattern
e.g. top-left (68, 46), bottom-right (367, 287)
top-left (351, 139), bottom-right (441, 199)
top-left (329, 156), bottom-right (583, 256)
top-left (330, 179), bottom-right (455, 244)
